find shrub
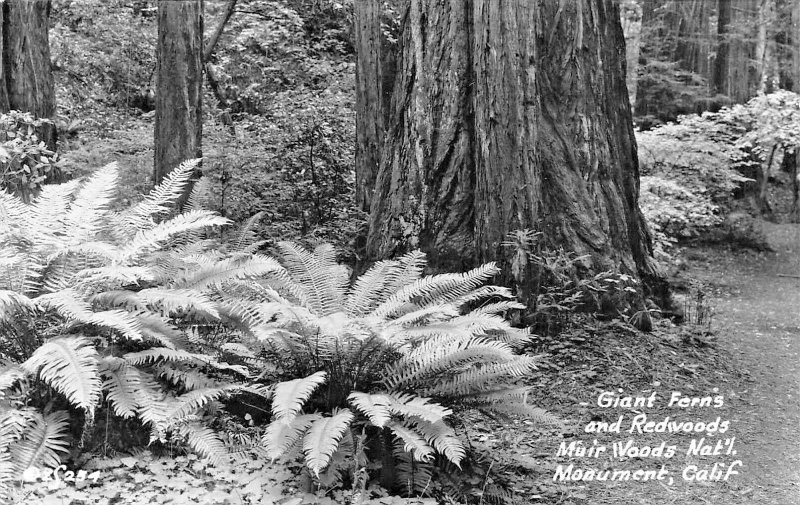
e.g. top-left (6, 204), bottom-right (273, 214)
top-left (0, 111), bottom-right (61, 201)
top-left (0, 160), bottom-right (273, 497)
top-left (0, 161), bottom-right (555, 499)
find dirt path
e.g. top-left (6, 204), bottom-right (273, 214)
top-left (685, 222), bottom-right (800, 505)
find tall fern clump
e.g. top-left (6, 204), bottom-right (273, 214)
top-left (0, 160), bottom-right (276, 491)
top-left (226, 243), bottom-right (558, 491)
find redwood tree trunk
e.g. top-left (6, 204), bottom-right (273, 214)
top-left (354, 0), bottom-right (383, 213)
top-left (535, 0), bottom-right (659, 288)
top-left (714, 0), bottom-right (733, 96)
top-left (793, 0), bottom-right (800, 92)
top-left (2, 0), bottom-right (56, 150)
top-left (154, 0), bottom-right (203, 187)
top-left (367, 0), bottom-right (664, 301)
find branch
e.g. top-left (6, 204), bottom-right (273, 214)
top-left (204, 0), bottom-right (238, 62)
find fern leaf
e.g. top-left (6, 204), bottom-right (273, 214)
top-left (123, 159), bottom-right (201, 231)
top-left (271, 371), bottom-right (326, 422)
top-left (173, 255), bottom-right (285, 291)
top-left (99, 357), bottom-right (141, 419)
top-left (262, 413), bottom-right (321, 461)
top-left (408, 418), bottom-right (465, 468)
top-left (230, 211), bottom-right (265, 253)
top-left (167, 385), bottom-right (241, 421)
top-left (348, 392), bottom-right (392, 428)
top-left (386, 394), bottom-right (452, 424)
top-left (371, 263), bottom-right (501, 319)
top-left (137, 288), bottom-right (220, 319)
top-left (177, 422), bottom-right (228, 466)
top-left (9, 411), bottom-right (70, 472)
top-left (277, 242), bottom-right (348, 316)
top-left (22, 336), bottom-right (101, 413)
top-left (302, 409), bottom-right (354, 476)
top-left (121, 210), bottom-right (230, 261)
top-left (64, 163), bottom-right (118, 245)
top-left (36, 290), bottom-right (143, 340)
top-left (387, 420), bottom-right (434, 462)
top-left (0, 364), bottom-right (25, 392)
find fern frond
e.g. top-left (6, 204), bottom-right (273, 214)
top-left (262, 413), bottom-right (321, 461)
top-left (386, 394), bottom-right (452, 424)
top-left (371, 263), bottom-right (501, 319)
top-left (387, 420), bottom-right (434, 462)
top-left (172, 255), bottom-right (284, 291)
top-left (277, 242), bottom-right (348, 316)
top-left (478, 402), bottom-right (562, 426)
top-left (123, 159), bottom-right (201, 231)
top-left (0, 289), bottom-right (34, 320)
top-left (271, 371), bottom-right (326, 422)
top-left (99, 357), bottom-right (142, 418)
top-left (137, 288), bottom-right (220, 319)
top-left (348, 392), bottom-right (392, 428)
top-left (64, 163), bottom-right (118, 245)
top-left (156, 365), bottom-right (217, 391)
top-left (120, 210), bottom-right (230, 261)
top-left (230, 211), bottom-right (265, 253)
top-left (422, 357), bottom-right (538, 397)
top-left (407, 418), bottom-right (465, 468)
top-left (22, 336), bottom-right (101, 413)
top-left (9, 411), bottom-right (70, 472)
top-left (302, 409), bottom-right (354, 476)
top-left (385, 337), bottom-right (515, 390)
top-left (124, 347), bottom-right (202, 366)
top-left (470, 300), bottom-right (526, 315)
top-left (167, 385), bottom-right (241, 421)
top-left (36, 290), bottom-right (142, 340)
top-left (177, 422), bottom-right (227, 465)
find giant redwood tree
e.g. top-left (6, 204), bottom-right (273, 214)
top-left (0, 0), bottom-right (57, 150)
top-left (154, 0), bottom-right (203, 186)
top-left (366, 0), bottom-right (664, 300)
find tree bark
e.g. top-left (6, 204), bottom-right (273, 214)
top-left (620, 0), bottom-right (642, 108)
top-left (714, 0), bottom-right (733, 96)
top-left (793, 0), bottom-right (800, 91)
top-left (354, 0), bottom-right (383, 214)
top-left (535, 0), bottom-right (660, 292)
top-left (367, 0), bottom-right (665, 302)
top-left (2, 0), bottom-right (56, 150)
top-left (154, 0), bottom-right (203, 190)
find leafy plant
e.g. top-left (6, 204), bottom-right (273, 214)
top-left (0, 159), bottom-right (277, 492)
top-left (0, 111), bottom-right (61, 201)
top-left (231, 242), bottom-right (559, 492)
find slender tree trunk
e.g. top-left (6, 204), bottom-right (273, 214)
top-left (2, 0), bottom-right (56, 150)
top-left (354, 0), bottom-right (383, 214)
top-left (714, 0), bottom-right (733, 96)
top-left (793, 0), bottom-right (800, 91)
top-left (367, 0), bottom-right (665, 303)
top-left (154, 0), bottom-right (203, 188)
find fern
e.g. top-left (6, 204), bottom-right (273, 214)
top-left (302, 409), bottom-right (354, 476)
top-left (8, 411), bottom-right (70, 472)
top-left (22, 336), bottom-right (101, 414)
top-left (263, 413), bottom-right (321, 461)
top-left (271, 371), bottom-right (327, 422)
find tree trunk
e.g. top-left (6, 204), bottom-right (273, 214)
top-left (620, 0), bottom-right (642, 107)
top-left (367, 0), bottom-right (665, 303)
top-left (793, 0), bottom-right (800, 91)
top-left (714, 0), bottom-right (758, 102)
top-left (354, 0), bottom-right (383, 214)
top-left (2, 0), bottom-right (56, 150)
top-left (535, 0), bottom-right (660, 291)
top-left (714, 0), bottom-right (733, 96)
top-left (154, 0), bottom-right (203, 189)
